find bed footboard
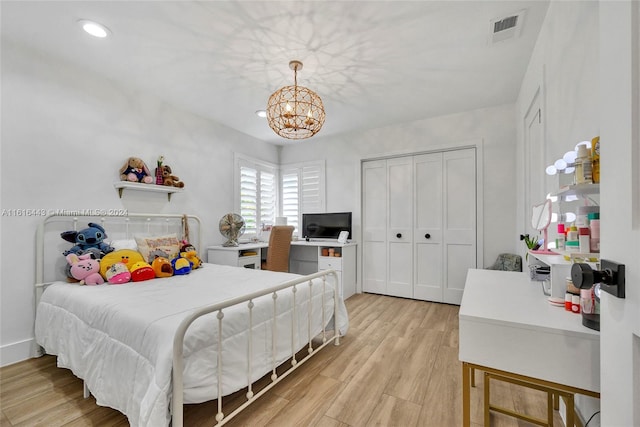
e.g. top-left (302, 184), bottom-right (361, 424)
top-left (171, 269), bottom-right (341, 427)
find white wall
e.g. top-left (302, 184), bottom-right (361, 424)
top-left (0, 40), bottom-right (278, 366)
top-left (516, 2), bottom-right (601, 424)
top-left (516, 1), bottom-right (600, 238)
top-left (280, 103), bottom-right (518, 278)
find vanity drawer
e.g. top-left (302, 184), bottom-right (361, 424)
top-left (318, 256), bottom-right (342, 271)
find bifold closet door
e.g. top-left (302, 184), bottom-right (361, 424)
top-left (413, 153), bottom-right (443, 301)
top-left (362, 148), bottom-right (476, 303)
top-left (362, 160), bottom-right (387, 295)
top-left (386, 157), bottom-right (413, 298)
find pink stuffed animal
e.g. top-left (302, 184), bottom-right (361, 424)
top-left (66, 253), bottom-right (105, 285)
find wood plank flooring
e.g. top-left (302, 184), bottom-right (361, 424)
top-left (0, 293), bottom-right (565, 426)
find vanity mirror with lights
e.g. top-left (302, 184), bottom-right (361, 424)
top-left (532, 138), bottom-right (601, 302)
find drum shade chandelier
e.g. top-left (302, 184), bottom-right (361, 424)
top-left (266, 60), bottom-right (325, 140)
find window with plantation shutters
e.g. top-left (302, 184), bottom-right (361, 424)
top-left (235, 155), bottom-right (277, 236)
top-left (235, 155), bottom-right (325, 238)
top-left (280, 161), bottom-right (326, 235)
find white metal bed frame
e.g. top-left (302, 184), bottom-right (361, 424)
top-left (34, 213), bottom-right (342, 427)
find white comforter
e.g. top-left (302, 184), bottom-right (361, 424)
top-left (35, 263), bottom-right (348, 427)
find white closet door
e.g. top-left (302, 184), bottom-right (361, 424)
top-left (413, 153), bottom-right (443, 301)
top-left (362, 160), bottom-right (387, 295)
top-left (442, 148), bottom-right (477, 304)
top-left (386, 157), bottom-right (413, 298)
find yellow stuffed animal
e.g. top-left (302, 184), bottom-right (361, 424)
top-left (100, 249), bottom-right (146, 279)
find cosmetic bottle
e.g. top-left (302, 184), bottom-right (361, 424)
top-left (575, 144), bottom-right (593, 184)
top-left (556, 224), bottom-right (565, 250)
top-left (579, 227), bottom-right (590, 253)
top-left (590, 219), bottom-right (600, 252)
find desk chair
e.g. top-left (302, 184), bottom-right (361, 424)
top-left (261, 226), bottom-right (294, 272)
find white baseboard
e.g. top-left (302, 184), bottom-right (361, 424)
top-left (0, 338), bottom-right (41, 367)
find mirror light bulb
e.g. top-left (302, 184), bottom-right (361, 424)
top-left (554, 159), bottom-right (567, 170)
top-left (564, 166), bottom-right (575, 174)
top-left (565, 212), bottom-right (577, 222)
top-left (545, 165), bottom-right (557, 176)
top-left (563, 150), bottom-right (578, 164)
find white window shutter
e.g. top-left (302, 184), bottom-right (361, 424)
top-left (240, 166), bottom-right (258, 234)
top-left (279, 161), bottom-right (325, 235)
top-left (281, 170), bottom-right (300, 231)
top-left (260, 170), bottom-right (275, 228)
top-left (301, 164), bottom-right (325, 213)
top-left (235, 154), bottom-right (277, 237)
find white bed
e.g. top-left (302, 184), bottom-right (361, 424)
top-left (34, 213), bottom-right (348, 427)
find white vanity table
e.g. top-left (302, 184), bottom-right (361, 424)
top-left (207, 241), bottom-right (357, 299)
top-left (459, 268), bottom-right (600, 426)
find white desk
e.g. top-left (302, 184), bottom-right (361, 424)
top-left (207, 241), bottom-right (357, 299)
top-left (459, 269), bottom-right (600, 426)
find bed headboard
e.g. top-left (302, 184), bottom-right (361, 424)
top-left (36, 213), bottom-right (202, 286)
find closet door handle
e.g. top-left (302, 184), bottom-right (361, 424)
top-left (425, 233), bottom-right (431, 239)
top-left (396, 233), bottom-right (402, 239)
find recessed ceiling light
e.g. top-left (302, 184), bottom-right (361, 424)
top-left (78, 19), bottom-right (111, 38)
top-left (255, 110), bottom-right (267, 118)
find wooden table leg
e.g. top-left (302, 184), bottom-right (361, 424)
top-left (565, 394), bottom-right (575, 427)
top-left (462, 362), bottom-right (471, 427)
top-left (483, 372), bottom-right (491, 427)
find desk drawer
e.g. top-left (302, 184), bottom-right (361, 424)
top-left (318, 256), bottom-right (342, 271)
top-left (238, 255), bottom-right (261, 269)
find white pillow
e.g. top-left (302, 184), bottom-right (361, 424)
top-left (109, 239), bottom-right (138, 251)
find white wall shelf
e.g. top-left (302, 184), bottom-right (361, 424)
top-left (555, 183), bottom-right (600, 198)
top-left (114, 181), bottom-right (183, 201)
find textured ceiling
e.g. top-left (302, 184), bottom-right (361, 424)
top-left (1, 1), bottom-right (549, 144)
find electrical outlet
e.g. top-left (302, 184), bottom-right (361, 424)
top-left (600, 259), bottom-right (625, 298)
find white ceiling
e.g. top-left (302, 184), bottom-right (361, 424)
top-left (1, 1), bottom-right (549, 145)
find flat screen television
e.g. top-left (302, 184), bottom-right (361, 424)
top-left (302, 212), bottom-right (352, 240)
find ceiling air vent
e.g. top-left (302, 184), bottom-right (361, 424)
top-left (489, 10), bottom-right (525, 44)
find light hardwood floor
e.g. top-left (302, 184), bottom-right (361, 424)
top-left (1, 293), bottom-right (564, 426)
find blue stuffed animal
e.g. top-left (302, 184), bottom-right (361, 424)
top-left (61, 223), bottom-right (114, 257)
top-left (171, 256), bottom-right (192, 275)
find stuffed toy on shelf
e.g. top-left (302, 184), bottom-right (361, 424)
top-left (161, 164), bottom-right (185, 188)
top-left (120, 157), bottom-right (154, 184)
